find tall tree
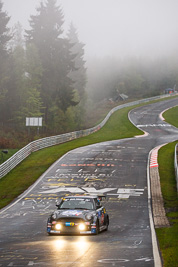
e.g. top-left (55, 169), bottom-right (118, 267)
top-left (7, 24), bottom-right (44, 129)
top-left (25, 43), bottom-right (43, 92)
top-left (67, 23), bottom-right (87, 128)
top-left (14, 42), bottom-right (44, 128)
top-left (5, 22), bottom-right (27, 126)
top-left (10, 22), bottom-right (24, 50)
top-left (0, 0), bottom-right (11, 124)
top-left (0, 1), bottom-right (11, 54)
top-left (26, 0), bottom-right (77, 127)
top-left (67, 23), bottom-right (87, 100)
top-left (7, 44), bottom-right (25, 121)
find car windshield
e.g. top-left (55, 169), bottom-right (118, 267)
top-left (59, 198), bottom-right (94, 210)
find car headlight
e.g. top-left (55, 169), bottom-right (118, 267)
top-left (85, 213), bottom-right (93, 220)
top-left (55, 223), bottom-right (62, 230)
top-left (78, 223), bottom-right (85, 231)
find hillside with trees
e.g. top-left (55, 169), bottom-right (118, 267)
top-left (0, 0), bottom-right (87, 147)
top-left (0, 0), bottom-right (177, 148)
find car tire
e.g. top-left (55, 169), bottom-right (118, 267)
top-left (105, 216), bottom-right (109, 231)
top-left (95, 220), bottom-right (100, 235)
top-left (104, 214), bottom-right (109, 231)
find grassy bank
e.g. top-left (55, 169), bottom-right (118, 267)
top-left (162, 105), bottom-right (178, 127)
top-left (0, 149), bottom-right (19, 164)
top-left (156, 106), bottom-right (178, 267)
top-left (157, 142), bottom-right (178, 267)
top-left (0, 106), bottom-right (143, 209)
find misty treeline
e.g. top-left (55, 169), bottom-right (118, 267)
top-left (0, 0), bottom-right (87, 143)
top-left (87, 55), bottom-right (178, 103)
top-left (0, 0), bottom-right (177, 147)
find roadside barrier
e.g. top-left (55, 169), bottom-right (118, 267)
top-left (0, 94), bottom-right (175, 179)
top-left (175, 143), bottom-right (178, 192)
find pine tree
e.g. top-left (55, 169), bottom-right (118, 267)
top-left (25, 43), bottom-right (43, 92)
top-left (67, 23), bottom-right (87, 128)
top-left (7, 44), bottom-right (26, 121)
top-left (26, 0), bottom-right (77, 126)
top-left (4, 22), bottom-right (27, 126)
top-left (0, 0), bottom-right (12, 124)
top-left (10, 22), bottom-right (24, 50)
top-left (0, 1), bottom-right (11, 53)
top-left (7, 23), bottom-right (44, 129)
top-left (67, 23), bottom-right (87, 100)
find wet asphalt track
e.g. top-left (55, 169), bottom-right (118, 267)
top-left (0, 97), bottom-right (178, 267)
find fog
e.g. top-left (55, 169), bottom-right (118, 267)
top-left (1, 0), bottom-right (178, 139)
top-left (3, 0), bottom-right (178, 59)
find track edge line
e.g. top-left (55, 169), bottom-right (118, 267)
top-left (147, 148), bottom-right (162, 267)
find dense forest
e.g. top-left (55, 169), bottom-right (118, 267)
top-left (0, 0), bottom-right (86, 139)
top-left (0, 0), bottom-right (177, 148)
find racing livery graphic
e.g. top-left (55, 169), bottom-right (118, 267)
top-left (47, 195), bottom-right (109, 235)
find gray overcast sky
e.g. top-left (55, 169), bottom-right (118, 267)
top-left (3, 0), bottom-right (178, 59)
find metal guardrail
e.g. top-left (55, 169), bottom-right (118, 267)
top-left (0, 94), bottom-right (175, 179)
top-left (174, 143), bottom-right (178, 192)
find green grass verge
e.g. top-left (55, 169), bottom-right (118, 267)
top-left (156, 105), bottom-right (178, 267)
top-left (157, 141), bottom-right (178, 267)
top-left (163, 105), bottom-right (178, 128)
top-left (156, 103), bottom-right (178, 267)
top-left (0, 106), bottom-right (143, 209)
top-left (0, 149), bottom-right (19, 164)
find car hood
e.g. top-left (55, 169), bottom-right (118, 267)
top-left (52, 209), bottom-right (94, 220)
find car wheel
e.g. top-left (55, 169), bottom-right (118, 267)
top-left (95, 220), bottom-right (100, 235)
top-left (105, 216), bottom-right (109, 231)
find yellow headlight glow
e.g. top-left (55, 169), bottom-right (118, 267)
top-left (55, 223), bottom-right (62, 230)
top-left (78, 223), bottom-right (85, 231)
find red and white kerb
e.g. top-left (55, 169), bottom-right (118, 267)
top-left (150, 145), bottom-right (164, 168)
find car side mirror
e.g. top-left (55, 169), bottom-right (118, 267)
top-left (56, 200), bottom-right (62, 208)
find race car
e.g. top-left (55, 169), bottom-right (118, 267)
top-left (47, 195), bottom-right (109, 235)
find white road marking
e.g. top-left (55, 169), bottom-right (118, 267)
top-left (134, 240), bottom-right (142, 246)
top-left (135, 257), bottom-right (152, 262)
top-left (109, 188), bottom-right (144, 199)
top-left (137, 124), bottom-right (171, 127)
top-left (38, 186), bottom-right (146, 200)
top-left (82, 187), bottom-right (117, 194)
top-left (28, 262), bottom-right (34, 266)
top-left (98, 259), bottom-right (129, 263)
top-left (117, 188), bottom-right (144, 198)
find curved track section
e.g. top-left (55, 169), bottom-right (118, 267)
top-left (0, 98), bottom-right (178, 267)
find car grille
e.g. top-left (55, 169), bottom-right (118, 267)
top-left (51, 218), bottom-right (91, 233)
top-left (58, 218), bottom-right (85, 223)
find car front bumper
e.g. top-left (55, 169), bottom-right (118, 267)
top-left (47, 221), bottom-right (97, 234)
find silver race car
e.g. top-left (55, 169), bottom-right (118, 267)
top-left (47, 195), bottom-right (109, 235)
